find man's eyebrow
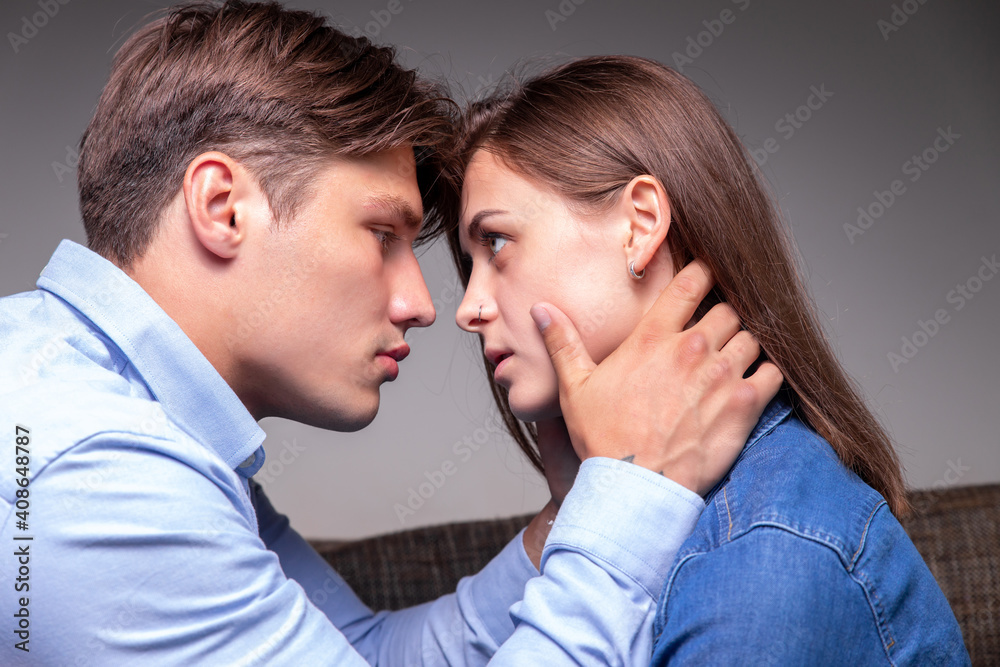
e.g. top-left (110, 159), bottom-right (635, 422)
top-left (363, 192), bottom-right (423, 232)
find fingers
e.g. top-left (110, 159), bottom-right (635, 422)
top-left (743, 361), bottom-right (784, 412)
top-left (721, 329), bottom-right (760, 370)
top-left (531, 303), bottom-right (596, 397)
top-left (698, 328), bottom-right (782, 416)
top-left (694, 302), bottom-right (742, 351)
top-left (708, 328), bottom-right (780, 391)
top-left (643, 259), bottom-right (715, 334)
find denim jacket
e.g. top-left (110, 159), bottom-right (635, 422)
top-left (650, 398), bottom-right (970, 666)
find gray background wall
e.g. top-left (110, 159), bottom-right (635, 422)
top-left (1, 0), bottom-right (997, 539)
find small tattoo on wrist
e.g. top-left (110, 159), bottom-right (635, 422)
top-left (621, 455), bottom-right (666, 476)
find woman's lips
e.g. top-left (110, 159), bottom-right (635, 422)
top-left (485, 348), bottom-right (513, 367)
top-left (494, 354), bottom-right (512, 378)
top-left (489, 351), bottom-right (513, 380)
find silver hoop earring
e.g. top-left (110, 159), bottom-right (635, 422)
top-left (629, 261), bottom-right (645, 280)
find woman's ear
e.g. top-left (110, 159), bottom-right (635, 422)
top-left (183, 151), bottom-right (245, 260)
top-left (620, 175), bottom-right (671, 277)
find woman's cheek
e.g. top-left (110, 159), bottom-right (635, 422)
top-left (509, 368), bottom-right (561, 422)
top-left (557, 298), bottom-right (618, 363)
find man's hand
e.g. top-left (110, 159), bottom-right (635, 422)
top-left (529, 260), bottom-right (783, 496)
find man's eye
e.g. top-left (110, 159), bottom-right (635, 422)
top-left (373, 229), bottom-right (400, 252)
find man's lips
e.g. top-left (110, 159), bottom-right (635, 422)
top-left (378, 344), bottom-right (410, 362)
top-left (376, 344), bottom-right (410, 381)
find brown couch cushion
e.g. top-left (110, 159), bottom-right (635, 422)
top-left (901, 484), bottom-right (999, 666)
top-left (312, 484), bottom-right (999, 664)
top-left (311, 514), bottom-right (532, 612)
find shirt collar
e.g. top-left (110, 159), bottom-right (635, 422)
top-left (744, 393), bottom-right (794, 450)
top-left (36, 239), bottom-right (266, 473)
top-left (701, 393), bottom-right (794, 503)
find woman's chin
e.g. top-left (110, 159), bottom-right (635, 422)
top-left (510, 395), bottom-right (562, 423)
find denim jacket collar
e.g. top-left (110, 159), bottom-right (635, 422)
top-left (703, 395), bottom-right (794, 504)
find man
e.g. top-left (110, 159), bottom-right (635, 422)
top-left (0, 2), bottom-right (780, 664)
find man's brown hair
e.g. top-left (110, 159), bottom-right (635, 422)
top-left (78, 0), bottom-right (454, 268)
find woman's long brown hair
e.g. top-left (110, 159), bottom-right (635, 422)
top-left (441, 55), bottom-right (909, 516)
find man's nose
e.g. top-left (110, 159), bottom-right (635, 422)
top-left (392, 253), bottom-right (436, 330)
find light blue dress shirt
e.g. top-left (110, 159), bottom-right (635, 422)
top-left (0, 240), bottom-right (704, 665)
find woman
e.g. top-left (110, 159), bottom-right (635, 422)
top-left (443, 56), bottom-right (969, 664)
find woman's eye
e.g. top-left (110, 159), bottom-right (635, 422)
top-left (473, 228), bottom-right (509, 263)
top-left (487, 235), bottom-right (508, 256)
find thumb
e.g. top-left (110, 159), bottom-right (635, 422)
top-left (530, 303), bottom-right (596, 396)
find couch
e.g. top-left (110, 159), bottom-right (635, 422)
top-left (309, 483), bottom-right (999, 665)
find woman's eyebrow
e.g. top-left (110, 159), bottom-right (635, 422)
top-left (465, 209), bottom-right (509, 242)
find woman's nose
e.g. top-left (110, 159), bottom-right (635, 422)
top-left (456, 284), bottom-right (494, 332)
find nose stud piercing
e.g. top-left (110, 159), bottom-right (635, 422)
top-left (478, 306), bottom-right (482, 324)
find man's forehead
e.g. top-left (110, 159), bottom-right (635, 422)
top-left (354, 145), bottom-right (417, 180)
top-left (320, 148), bottom-right (424, 230)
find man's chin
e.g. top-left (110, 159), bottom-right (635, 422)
top-left (320, 402), bottom-right (379, 432)
top-left (326, 418), bottom-right (373, 432)
top-left (279, 394), bottom-right (380, 433)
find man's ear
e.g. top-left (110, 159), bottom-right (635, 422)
top-left (620, 175), bottom-right (671, 276)
top-left (183, 151), bottom-right (245, 260)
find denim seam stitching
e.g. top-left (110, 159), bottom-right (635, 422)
top-left (728, 516), bottom-right (850, 562)
top-left (850, 567), bottom-right (897, 665)
top-left (654, 526), bottom-right (897, 659)
top-left (723, 486), bottom-right (734, 542)
top-left (848, 504), bottom-right (898, 663)
top-left (851, 502), bottom-right (884, 567)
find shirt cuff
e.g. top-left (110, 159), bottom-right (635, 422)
top-left (463, 527), bottom-right (540, 646)
top-left (541, 457), bottom-right (705, 600)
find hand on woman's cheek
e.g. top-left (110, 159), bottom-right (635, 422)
top-left (505, 274), bottom-right (646, 422)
